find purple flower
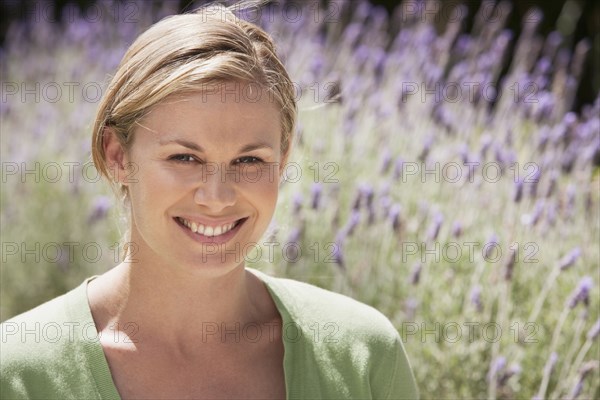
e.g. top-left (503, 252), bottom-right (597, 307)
top-left (351, 187), bottom-right (362, 211)
top-left (292, 192), bottom-right (303, 215)
top-left (426, 212), bottom-right (444, 242)
top-left (380, 149), bottom-right (392, 174)
top-left (522, 199), bottom-right (545, 226)
top-left (88, 195), bottom-right (111, 224)
top-left (345, 210), bottom-right (361, 236)
top-left (310, 183), bottom-right (322, 210)
top-left (451, 221), bottom-right (463, 238)
top-left (528, 168), bottom-right (542, 198)
top-left (361, 184), bottom-right (374, 210)
top-left (587, 319), bottom-right (600, 341)
top-left (504, 247), bottom-right (517, 280)
top-left (487, 356), bottom-right (506, 383)
top-left (546, 352), bottom-right (559, 374)
top-left (389, 204), bottom-right (402, 233)
top-left (545, 171), bottom-right (558, 198)
top-left (332, 241), bottom-right (345, 271)
top-left (484, 234), bottom-right (499, 260)
top-left (287, 226), bottom-right (302, 244)
top-left (284, 227), bottom-right (302, 263)
top-left (568, 276), bottom-right (593, 309)
top-left (537, 127), bottom-right (550, 151)
top-left (393, 157), bottom-right (404, 181)
top-left (559, 247), bottom-right (581, 270)
top-left (404, 298), bottom-right (418, 320)
top-left (513, 179), bottom-right (524, 203)
top-left (479, 135), bottom-right (492, 159)
top-left (470, 285), bottom-right (483, 312)
top-left (458, 143), bottom-right (469, 165)
top-left (565, 184), bottom-right (576, 216)
top-left (418, 135), bottom-right (434, 162)
top-left (367, 207), bottom-right (376, 226)
top-left (498, 363), bottom-right (522, 386)
top-left (410, 263), bottom-right (422, 285)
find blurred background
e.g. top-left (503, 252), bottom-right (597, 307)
top-left (1, 0), bottom-right (599, 399)
top-left (2, 0), bottom-right (599, 109)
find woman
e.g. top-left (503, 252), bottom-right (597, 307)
top-left (1, 3), bottom-right (418, 399)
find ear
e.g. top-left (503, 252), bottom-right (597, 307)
top-left (103, 127), bottom-right (130, 185)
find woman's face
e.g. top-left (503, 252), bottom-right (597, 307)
top-left (116, 82), bottom-right (286, 273)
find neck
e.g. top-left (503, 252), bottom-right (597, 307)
top-left (88, 257), bottom-right (271, 356)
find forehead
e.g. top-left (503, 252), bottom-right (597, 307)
top-left (135, 82), bottom-right (283, 146)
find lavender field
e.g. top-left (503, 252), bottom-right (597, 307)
top-left (1, 1), bottom-right (599, 399)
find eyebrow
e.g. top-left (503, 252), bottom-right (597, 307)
top-left (159, 138), bottom-right (274, 153)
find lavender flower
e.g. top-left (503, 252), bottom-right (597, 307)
top-left (568, 361), bottom-right (599, 400)
top-left (292, 192), bottom-right (303, 215)
top-left (284, 227), bottom-right (303, 263)
top-left (513, 179), bottom-right (524, 203)
top-left (537, 127), bottom-right (550, 151)
top-left (286, 226), bottom-right (302, 244)
top-left (451, 221), bottom-right (462, 238)
top-left (498, 363), bottom-right (522, 386)
top-left (87, 195), bottom-right (111, 224)
top-left (310, 183), bottom-right (323, 210)
top-left (380, 149), bottom-right (392, 174)
top-left (470, 285), bottom-right (483, 312)
top-left (522, 199), bottom-right (545, 226)
top-left (568, 276), bottom-right (593, 309)
top-left (487, 356), bottom-right (506, 383)
top-left (458, 143), bottom-right (469, 165)
top-left (367, 207), bottom-right (376, 226)
top-left (504, 248), bottom-right (517, 281)
top-left (349, 187), bottom-right (362, 211)
top-left (426, 212), bottom-right (444, 242)
top-left (418, 135), bottom-right (434, 162)
top-left (404, 298), bottom-right (418, 321)
top-left (389, 204), bottom-right (402, 233)
top-left (559, 247), bottom-right (581, 270)
top-left (586, 319), bottom-right (600, 340)
top-left (332, 241), bottom-right (345, 271)
top-left (544, 352), bottom-right (559, 376)
top-left (345, 210), bottom-right (361, 236)
top-left (546, 171), bottom-right (558, 197)
top-left (393, 157), bottom-right (404, 181)
top-left (565, 184), bottom-right (576, 216)
top-left (362, 184), bottom-right (374, 210)
top-left (479, 135), bottom-right (492, 159)
top-left (528, 168), bottom-right (542, 198)
top-left (484, 234), bottom-right (499, 260)
top-left (410, 263), bottom-right (422, 285)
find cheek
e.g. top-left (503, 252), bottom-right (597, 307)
top-left (127, 159), bottom-right (183, 207)
top-left (238, 165), bottom-right (280, 205)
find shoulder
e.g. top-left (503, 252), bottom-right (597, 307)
top-left (0, 281), bottom-right (93, 398)
top-left (1, 289), bottom-right (74, 353)
top-left (266, 273), bottom-right (399, 342)
top-left (254, 270), bottom-right (419, 399)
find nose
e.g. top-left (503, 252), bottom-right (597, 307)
top-left (193, 167), bottom-right (236, 212)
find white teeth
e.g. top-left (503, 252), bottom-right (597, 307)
top-left (179, 217), bottom-right (239, 237)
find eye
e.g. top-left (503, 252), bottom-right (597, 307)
top-left (236, 156), bottom-right (264, 164)
top-left (169, 154), bottom-right (198, 163)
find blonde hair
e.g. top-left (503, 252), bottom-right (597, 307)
top-left (91, 2), bottom-right (297, 258)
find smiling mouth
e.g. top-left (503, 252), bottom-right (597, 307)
top-left (175, 217), bottom-right (246, 237)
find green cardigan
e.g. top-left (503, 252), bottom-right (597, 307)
top-left (1, 268), bottom-right (418, 399)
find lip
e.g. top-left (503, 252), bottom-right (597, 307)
top-left (174, 216), bottom-right (247, 245)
